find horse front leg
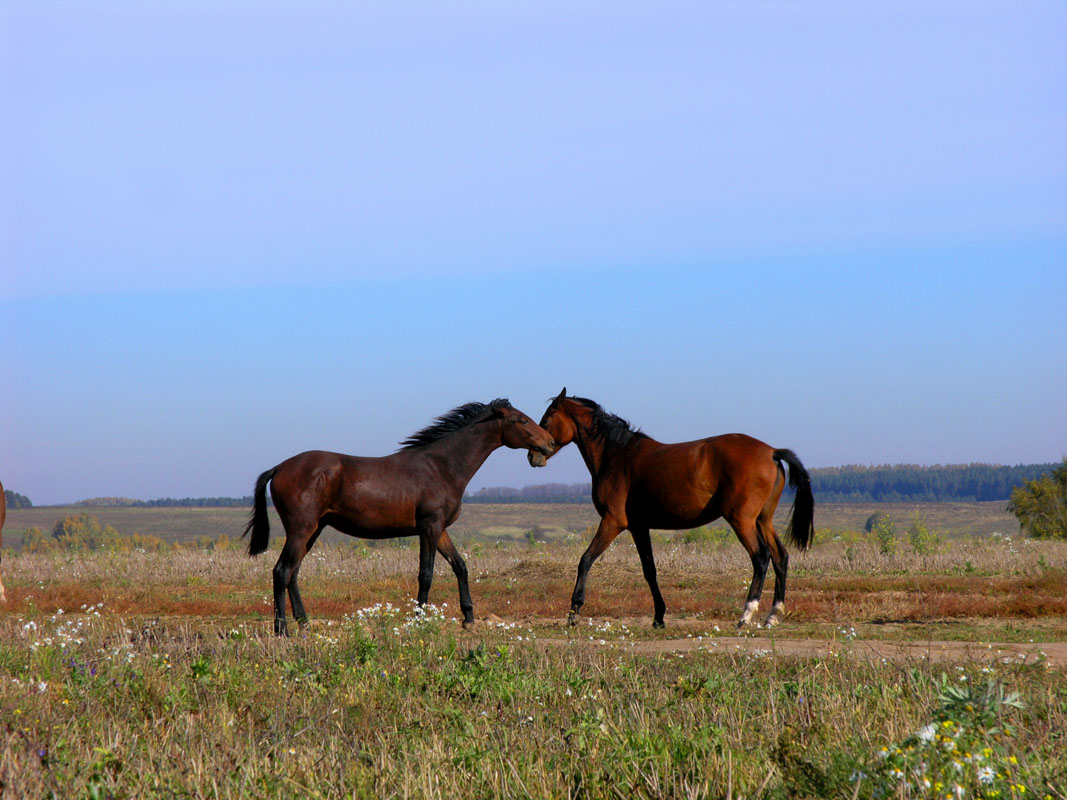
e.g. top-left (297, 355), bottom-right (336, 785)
top-left (416, 526), bottom-right (439, 607)
top-left (569, 516), bottom-right (624, 625)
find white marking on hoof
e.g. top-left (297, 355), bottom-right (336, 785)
top-left (764, 602), bottom-right (785, 627)
top-left (738, 600), bottom-right (759, 627)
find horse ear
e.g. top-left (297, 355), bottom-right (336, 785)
top-left (557, 387), bottom-right (567, 400)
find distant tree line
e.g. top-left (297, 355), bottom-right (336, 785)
top-left (464, 463), bottom-right (1058, 504)
top-left (466, 482), bottom-right (592, 503)
top-left (801, 463), bottom-right (1058, 502)
top-left (133, 496), bottom-right (257, 508)
top-left (7, 463), bottom-right (1056, 509)
top-left (4, 489), bottom-right (33, 508)
top-left (75, 496), bottom-right (257, 508)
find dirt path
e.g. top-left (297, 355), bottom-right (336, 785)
top-left (541, 635), bottom-right (1067, 666)
top-left (483, 615), bottom-right (1067, 667)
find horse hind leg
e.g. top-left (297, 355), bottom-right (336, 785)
top-left (732, 519), bottom-right (770, 628)
top-left (286, 526), bottom-right (324, 630)
top-left (272, 525), bottom-right (315, 637)
top-left (758, 514), bottom-right (789, 627)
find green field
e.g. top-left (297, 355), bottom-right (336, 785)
top-left (3, 500), bottom-right (1022, 551)
top-left (3, 502), bottom-right (1063, 798)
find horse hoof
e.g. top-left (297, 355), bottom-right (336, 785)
top-left (764, 604), bottom-right (784, 628)
top-left (461, 619), bottom-right (477, 632)
top-left (567, 612), bottom-right (579, 626)
top-left (652, 619), bottom-right (665, 629)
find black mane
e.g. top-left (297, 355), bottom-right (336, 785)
top-left (399, 399), bottom-right (510, 450)
top-left (568, 396), bottom-right (646, 450)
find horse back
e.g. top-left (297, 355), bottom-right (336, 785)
top-left (270, 450), bottom-right (431, 536)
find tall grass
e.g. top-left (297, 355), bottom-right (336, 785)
top-left (1, 600), bottom-right (1065, 799)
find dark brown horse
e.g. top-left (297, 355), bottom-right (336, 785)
top-left (529, 389), bottom-right (814, 628)
top-left (244, 399), bottom-right (555, 635)
top-left (0, 479), bottom-right (6, 603)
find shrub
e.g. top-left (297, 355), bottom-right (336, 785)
top-left (865, 512), bottom-right (889, 533)
top-left (24, 514), bottom-right (174, 554)
top-left (871, 515), bottom-right (897, 555)
top-left (127, 533), bottom-right (171, 553)
top-left (907, 514), bottom-right (941, 555)
top-left (51, 513), bottom-right (122, 552)
top-left (1008, 457), bottom-right (1067, 539)
top-left (22, 526), bottom-right (55, 554)
top-left (681, 526), bottom-right (733, 546)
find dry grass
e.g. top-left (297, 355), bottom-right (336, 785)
top-left (3, 500), bottom-right (1021, 550)
top-left (3, 533), bottom-right (1066, 643)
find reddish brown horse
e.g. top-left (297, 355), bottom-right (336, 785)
top-left (0, 479), bottom-right (6, 603)
top-left (244, 399), bottom-right (555, 635)
top-left (529, 389), bottom-right (814, 628)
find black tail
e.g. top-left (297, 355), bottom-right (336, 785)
top-left (243, 467), bottom-right (278, 556)
top-left (773, 449), bottom-right (815, 551)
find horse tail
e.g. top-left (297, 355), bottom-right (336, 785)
top-left (243, 467), bottom-right (278, 557)
top-left (773, 449), bottom-right (814, 551)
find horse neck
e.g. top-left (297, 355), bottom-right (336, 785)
top-left (571, 414), bottom-right (613, 479)
top-left (423, 422), bottom-right (503, 487)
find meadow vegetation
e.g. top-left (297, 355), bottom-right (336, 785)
top-left (1008, 457), bottom-right (1067, 540)
top-left (1, 506), bottom-right (1066, 798)
top-left (2, 500), bottom-right (1024, 551)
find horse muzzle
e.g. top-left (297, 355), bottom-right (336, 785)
top-left (528, 444), bottom-right (554, 467)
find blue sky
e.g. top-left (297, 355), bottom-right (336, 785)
top-left (2, 2), bottom-right (1065, 504)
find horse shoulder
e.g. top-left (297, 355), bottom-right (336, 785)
top-left (589, 474), bottom-right (627, 524)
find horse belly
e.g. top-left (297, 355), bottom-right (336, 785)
top-left (632, 501), bottom-right (720, 531)
top-left (327, 485), bottom-right (419, 538)
top-left (323, 512), bottom-right (416, 540)
top-left (627, 479), bottom-right (718, 530)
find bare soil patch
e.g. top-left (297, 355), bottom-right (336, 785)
top-left (562, 634), bottom-right (1067, 666)
top-left (480, 614), bottom-right (1067, 667)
